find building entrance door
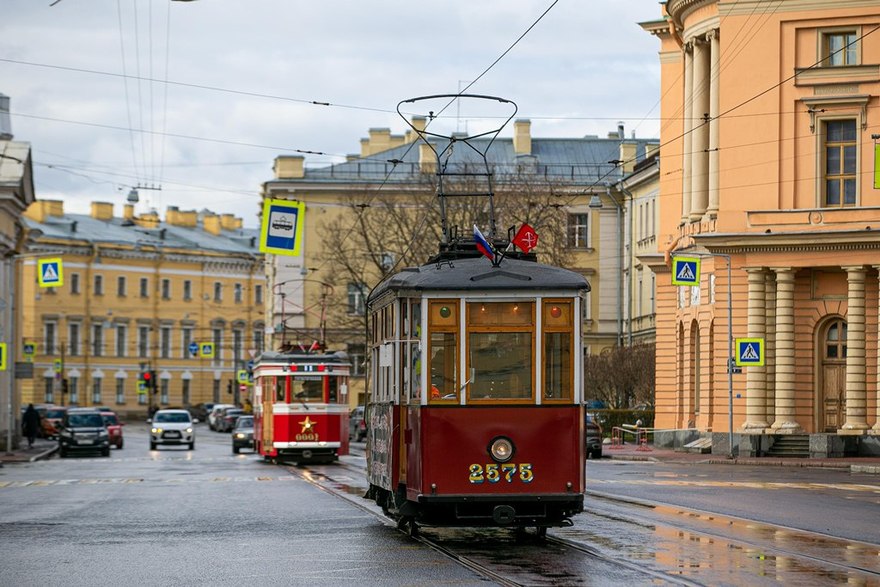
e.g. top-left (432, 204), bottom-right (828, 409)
top-left (820, 319), bottom-right (846, 432)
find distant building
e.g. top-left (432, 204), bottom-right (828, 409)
top-left (263, 118), bottom-right (658, 407)
top-left (643, 0), bottom-right (880, 456)
top-left (20, 200), bottom-right (263, 417)
top-left (0, 93), bottom-right (36, 450)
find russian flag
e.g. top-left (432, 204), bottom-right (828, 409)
top-left (473, 224), bottom-right (494, 261)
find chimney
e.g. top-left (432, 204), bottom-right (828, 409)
top-left (360, 138), bottom-right (370, 157)
top-left (203, 214), bottom-right (221, 235)
top-left (619, 142), bottom-right (637, 173)
top-left (123, 204), bottom-right (135, 220)
top-left (273, 155), bottom-right (305, 179)
top-left (419, 144), bottom-right (436, 174)
top-left (135, 210), bottom-right (160, 229)
top-left (165, 205), bottom-right (179, 226)
top-left (513, 119), bottom-right (531, 155)
top-left (0, 93), bottom-right (12, 140)
top-left (405, 116), bottom-right (427, 143)
top-left (618, 121), bottom-right (625, 139)
top-left (24, 200), bottom-right (64, 223)
top-left (220, 213), bottom-right (238, 231)
top-left (90, 201), bottom-right (114, 221)
top-left (366, 128), bottom-right (392, 155)
top-left (645, 142), bottom-right (660, 159)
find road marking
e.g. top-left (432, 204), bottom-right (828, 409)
top-left (0, 475), bottom-right (297, 489)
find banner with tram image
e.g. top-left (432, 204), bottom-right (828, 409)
top-left (367, 402), bottom-right (393, 490)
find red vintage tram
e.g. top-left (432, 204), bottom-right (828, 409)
top-left (253, 350), bottom-right (352, 464)
top-left (365, 94), bottom-right (590, 536)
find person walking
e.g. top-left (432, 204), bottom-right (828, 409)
top-left (22, 404), bottom-right (42, 449)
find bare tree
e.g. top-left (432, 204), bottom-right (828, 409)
top-left (584, 343), bottom-right (655, 409)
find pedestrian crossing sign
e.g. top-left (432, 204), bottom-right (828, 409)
top-left (236, 369), bottom-right (249, 385)
top-left (37, 258), bottom-right (64, 287)
top-left (199, 342), bottom-right (215, 359)
top-left (0, 343), bottom-right (6, 371)
top-left (671, 256), bottom-right (700, 286)
top-left (735, 338), bottom-right (765, 367)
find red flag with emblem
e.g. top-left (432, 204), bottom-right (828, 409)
top-left (512, 223), bottom-right (538, 253)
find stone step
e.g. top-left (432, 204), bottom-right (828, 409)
top-left (681, 437), bottom-right (713, 454)
top-left (766, 435), bottom-right (810, 458)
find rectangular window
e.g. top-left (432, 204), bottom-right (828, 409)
top-left (428, 300), bottom-right (459, 402)
top-left (213, 282), bottom-right (222, 302)
top-left (116, 379), bottom-right (126, 405)
top-left (183, 280), bottom-right (192, 301)
top-left (92, 378), bottom-right (103, 405)
top-left (348, 283), bottom-right (366, 315)
top-left (543, 301), bottom-right (572, 401)
top-left (253, 327), bottom-right (264, 354)
top-left (161, 279), bottom-right (171, 300)
top-left (68, 323), bottom-right (80, 356)
top-left (115, 325), bottom-right (127, 357)
top-left (213, 379), bottom-right (221, 403)
top-left (69, 376), bottom-right (79, 405)
top-left (92, 324), bottom-right (104, 357)
top-left (71, 273), bottom-right (80, 294)
top-left (233, 328), bottom-right (243, 363)
top-left (117, 276), bottom-right (126, 297)
top-left (160, 379), bottom-right (169, 405)
top-left (467, 301), bottom-right (534, 401)
top-left (349, 344), bottom-right (366, 377)
top-left (44, 322), bottom-right (56, 355)
top-left (213, 328), bottom-right (223, 365)
top-left (823, 119), bottom-right (857, 207)
top-left (567, 213), bottom-right (589, 248)
top-left (94, 274), bottom-right (103, 295)
top-left (160, 326), bottom-right (172, 359)
top-left (182, 328), bottom-right (194, 359)
top-left (234, 283), bottom-right (243, 304)
top-left (44, 377), bottom-right (54, 404)
top-left (138, 326), bottom-right (150, 358)
top-left (140, 278), bottom-right (149, 298)
top-left (823, 30), bottom-right (858, 67)
top-left (255, 284), bottom-right (263, 305)
top-left (182, 379), bottom-right (191, 406)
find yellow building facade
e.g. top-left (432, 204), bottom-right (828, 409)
top-left (644, 0), bottom-right (880, 456)
top-left (20, 200), bottom-right (264, 418)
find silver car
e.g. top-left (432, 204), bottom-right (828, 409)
top-left (150, 409), bottom-right (196, 450)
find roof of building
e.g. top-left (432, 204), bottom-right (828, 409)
top-left (23, 210), bottom-right (261, 255)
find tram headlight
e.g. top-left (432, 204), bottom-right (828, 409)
top-left (489, 436), bottom-right (515, 463)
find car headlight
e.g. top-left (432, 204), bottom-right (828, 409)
top-left (185, 427), bottom-right (193, 434)
top-left (235, 433), bottom-right (245, 439)
top-left (151, 427), bottom-right (162, 434)
top-left (59, 429), bottom-right (72, 438)
top-left (98, 430), bottom-right (108, 437)
top-left (489, 436), bottom-right (515, 463)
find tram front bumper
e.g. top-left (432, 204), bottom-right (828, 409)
top-left (414, 493), bottom-right (584, 527)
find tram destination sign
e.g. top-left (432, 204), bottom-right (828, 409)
top-left (259, 198), bottom-right (306, 256)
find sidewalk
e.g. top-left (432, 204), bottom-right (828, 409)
top-left (0, 438), bottom-right (58, 466)
top-left (604, 442), bottom-right (880, 474)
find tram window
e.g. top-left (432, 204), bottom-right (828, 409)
top-left (468, 332), bottom-right (532, 400)
top-left (328, 377), bottom-right (338, 403)
top-left (544, 332), bottom-right (572, 400)
top-left (294, 378), bottom-right (323, 402)
top-left (410, 301), bottom-right (422, 401)
top-left (274, 377), bottom-right (286, 402)
top-left (429, 333), bottom-right (457, 400)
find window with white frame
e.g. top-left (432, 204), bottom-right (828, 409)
top-left (44, 377), bottom-right (54, 404)
top-left (117, 276), bottom-right (126, 297)
top-left (116, 378), bottom-right (126, 405)
top-left (160, 379), bottom-right (169, 405)
top-left (94, 274), bottom-right (103, 295)
top-left (138, 326), bottom-right (150, 357)
top-left (115, 325), bottom-right (127, 357)
top-left (68, 323), bottom-right (80, 356)
top-left (71, 273), bottom-right (80, 294)
top-left (69, 376), bottom-right (79, 405)
top-left (822, 119), bottom-right (857, 207)
top-left (234, 283), bottom-right (243, 304)
top-left (160, 326), bottom-right (172, 359)
top-left (252, 325), bottom-right (264, 354)
top-left (348, 344), bottom-right (366, 377)
top-left (182, 379), bottom-right (191, 406)
top-left (213, 328), bottom-right (223, 365)
top-left (92, 323), bottom-right (104, 356)
top-left (183, 280), bottom-right (192, 301)
top-left (161, 279), bottom-right (171, 300)
top-left (92, 378), bottom-right (103, 404)
top-left (567, 213), bottom-right (589, 248)
top-left (182, 327), bottom-right (194, 359)
top-left (347, 283), bottom-right (366, 315)
top-left (45, 321), bottom-right (57, 355)
top-left (139, 277), bottom-right (149, 298)
top-left (213, 282), bottom-right (222, 302)
top-left (255, 284), bottom-right (263, 305)
top-left (232, 328), bottom-right (243, 363)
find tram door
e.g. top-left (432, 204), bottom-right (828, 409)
top-left (821, 319), bottom-right (846, 432)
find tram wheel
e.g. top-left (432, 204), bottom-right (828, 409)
top-left (535, 526), bottom-right (547, 539)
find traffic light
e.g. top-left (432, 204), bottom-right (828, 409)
top-left (142, 369), bottom-right (152, 389)
top-left (227, 380), bottom-right (233, 395)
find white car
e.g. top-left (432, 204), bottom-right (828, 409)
top-left (208, 404), bottom-right (235, 431)
top-left (150, 409), bottom-right (196, 450)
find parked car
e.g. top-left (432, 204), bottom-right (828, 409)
top-left (208, 404), bottom-right (235, 431)
top-left (190, 402), bottom-right (216, 423)
top-left (349, 406), bottom-right (366, 441)
top-left (217, 408), bottom-right (245, 433)
top-left (585, 412), bottom-right (603, 459)
top-left (42, 406), bottom-right (67, 439)
top-left (232, 415), bottom-right (254, 453)
top-left (100, 411), bottom-right (124, 449)
top-left (57, 408), bottom-right (110, 457)
top-left (150, 409), bottom-right (195, 450)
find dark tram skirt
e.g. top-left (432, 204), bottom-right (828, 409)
top-left (413, 493), bottom-right (584, 527)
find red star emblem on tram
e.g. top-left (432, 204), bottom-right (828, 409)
top-left (299, 416), bottom-right (316, 434)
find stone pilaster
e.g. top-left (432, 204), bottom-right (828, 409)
top-left (689, 37), bottom-right (710, 222)
top-left (764, 271), bottom-right (776, 426)
top-left (841, 266), bottom-right (869, 433)
top-left (873, 267), bottom-right (880, 434)
top-left (743, 268), bottom-right (769, 430)
top-left (770, 269), bottom-right (800, 432)
top-left (682, 42), bottom-right (693, 224)
top-left (706, 29), bottom-right (720, 219)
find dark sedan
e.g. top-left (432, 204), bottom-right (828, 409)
top-left (232, 415), bottom-right (254, 453)
top-left (585, 412), bottom-right (603, 459)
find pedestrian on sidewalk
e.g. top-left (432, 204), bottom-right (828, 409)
top-left (22, 404), bottom-right (42, 449)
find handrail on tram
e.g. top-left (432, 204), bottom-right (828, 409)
top-left (609, 425), bottom-right (653, 452)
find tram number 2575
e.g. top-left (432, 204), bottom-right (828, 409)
top-left (468, 463), bottom-right (534, 484)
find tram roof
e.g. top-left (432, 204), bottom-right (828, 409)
top-left (368, 257), bottom-right (589, 305)
top-left (256, 350), bottom-right (350, 365)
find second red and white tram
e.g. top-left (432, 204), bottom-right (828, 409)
top-left (253, 351), bottom-right (351, 464)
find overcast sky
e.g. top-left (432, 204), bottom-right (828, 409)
top-left (2, 0), bottom-right (662, 228)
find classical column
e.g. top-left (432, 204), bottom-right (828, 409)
top-left (689, 37), bottom-right (710, 222)
top-left (841, 266), bottom-right (869, 433)
top-left (706, 29), bottom-right (720, 219)
top-left (682, 42), bottom-right (693, 224)
top-left (764, 272), bottom-right (777, 425)
top-left (873, 266), bottom-right (880, 434)
top-left (743, 268), bottom-right (769, 430)
top-left (770, 269), bottom-right (800, 432)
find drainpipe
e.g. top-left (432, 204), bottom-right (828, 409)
top-left (619, 183), bottom-right (635, 347)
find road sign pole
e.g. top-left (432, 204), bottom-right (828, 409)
top-left (723, 253), bottom-right (734, 459)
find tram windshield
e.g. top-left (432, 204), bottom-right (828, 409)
top-left (469, 332), bottom-right (532, 399)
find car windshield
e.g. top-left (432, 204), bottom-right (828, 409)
top-left (102, 414), bottom-right (119, 425)
top-left (68, 414), bottom-right (104, 427)
top-left (154, 412), bottom-right (191, 423)
top-left (46, 409), bottom-right (65, 419)
top-left (235, 417), bottom-right (253, 429)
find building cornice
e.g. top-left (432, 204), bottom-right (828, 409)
top-left (695, 228), bottom-right (880, 255)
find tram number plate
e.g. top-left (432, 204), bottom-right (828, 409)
top-left (468, 463), bottom-right (533, 484)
